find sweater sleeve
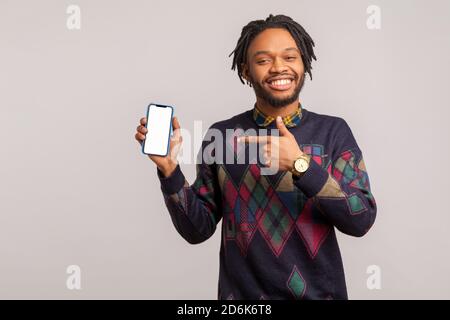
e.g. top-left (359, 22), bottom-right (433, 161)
top-left (157, 133), bottom-right (222, 244)
top-left (293, 119), bottom-right (377, 237)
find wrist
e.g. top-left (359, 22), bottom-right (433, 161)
top-left (159, 161), bottom-right (178, 177)
top-left (289, 149), bottom-right (304, 171)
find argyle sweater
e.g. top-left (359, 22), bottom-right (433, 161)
top-left (157, 104), bottom-right (377, 300)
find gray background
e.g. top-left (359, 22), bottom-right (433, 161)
top-left (1, 0), bottom-right (449, 299)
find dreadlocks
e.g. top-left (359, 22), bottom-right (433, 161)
top-left (229, 14), bottom-right (317, 84)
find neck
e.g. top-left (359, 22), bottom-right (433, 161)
top-left (255, 97), bottom-right (300, 118)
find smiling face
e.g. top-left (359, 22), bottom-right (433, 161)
top-left (242, 27), bottom-right (306, 108)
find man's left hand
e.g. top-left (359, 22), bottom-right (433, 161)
top-left (238, 116), bottom-right (304, 171)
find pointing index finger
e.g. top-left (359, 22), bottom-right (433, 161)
top-left (238, 135), bottom-right (271, 144)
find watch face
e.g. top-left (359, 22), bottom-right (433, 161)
top-left (295, 158), bottom-right (308, 173)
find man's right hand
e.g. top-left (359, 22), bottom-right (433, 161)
top-left (135, 116), bottom-right (183, 177)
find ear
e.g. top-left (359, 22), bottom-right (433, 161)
top-left (241, 63), bottom-right (249, 81)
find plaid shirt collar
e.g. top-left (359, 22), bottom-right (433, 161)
top-left (252, 102), bottom-right (303, 128)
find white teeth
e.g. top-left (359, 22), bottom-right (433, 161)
top-left (271, 79), bottom-right (291, 86)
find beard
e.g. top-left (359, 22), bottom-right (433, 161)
top-left (249, 72), bottom-right (305, 108)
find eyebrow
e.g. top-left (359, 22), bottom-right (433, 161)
top-left (252, 47), bottom-right (300, 58)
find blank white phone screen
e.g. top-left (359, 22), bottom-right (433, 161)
top-left (143, 104), bottom-right (172, 156)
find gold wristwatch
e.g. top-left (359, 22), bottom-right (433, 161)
top-left (292, 154), bottom-right (311, 177)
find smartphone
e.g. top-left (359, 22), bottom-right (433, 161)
top-left (142, 103), bottom-right (174, 156)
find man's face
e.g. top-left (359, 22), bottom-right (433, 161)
top-left (243, 28), bottom-right (305, 108)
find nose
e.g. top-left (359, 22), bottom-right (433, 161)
top-left (269, 56), bottom-right (288, 73)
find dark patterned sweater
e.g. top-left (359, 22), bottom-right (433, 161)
top-left (157, 104), bottom-right (377, 300)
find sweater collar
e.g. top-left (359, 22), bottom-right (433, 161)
top-left (252, 102), bottom-right (303, 128)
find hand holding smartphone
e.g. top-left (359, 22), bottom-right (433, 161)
top-left (135, 103), bottom-right (182, 177)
